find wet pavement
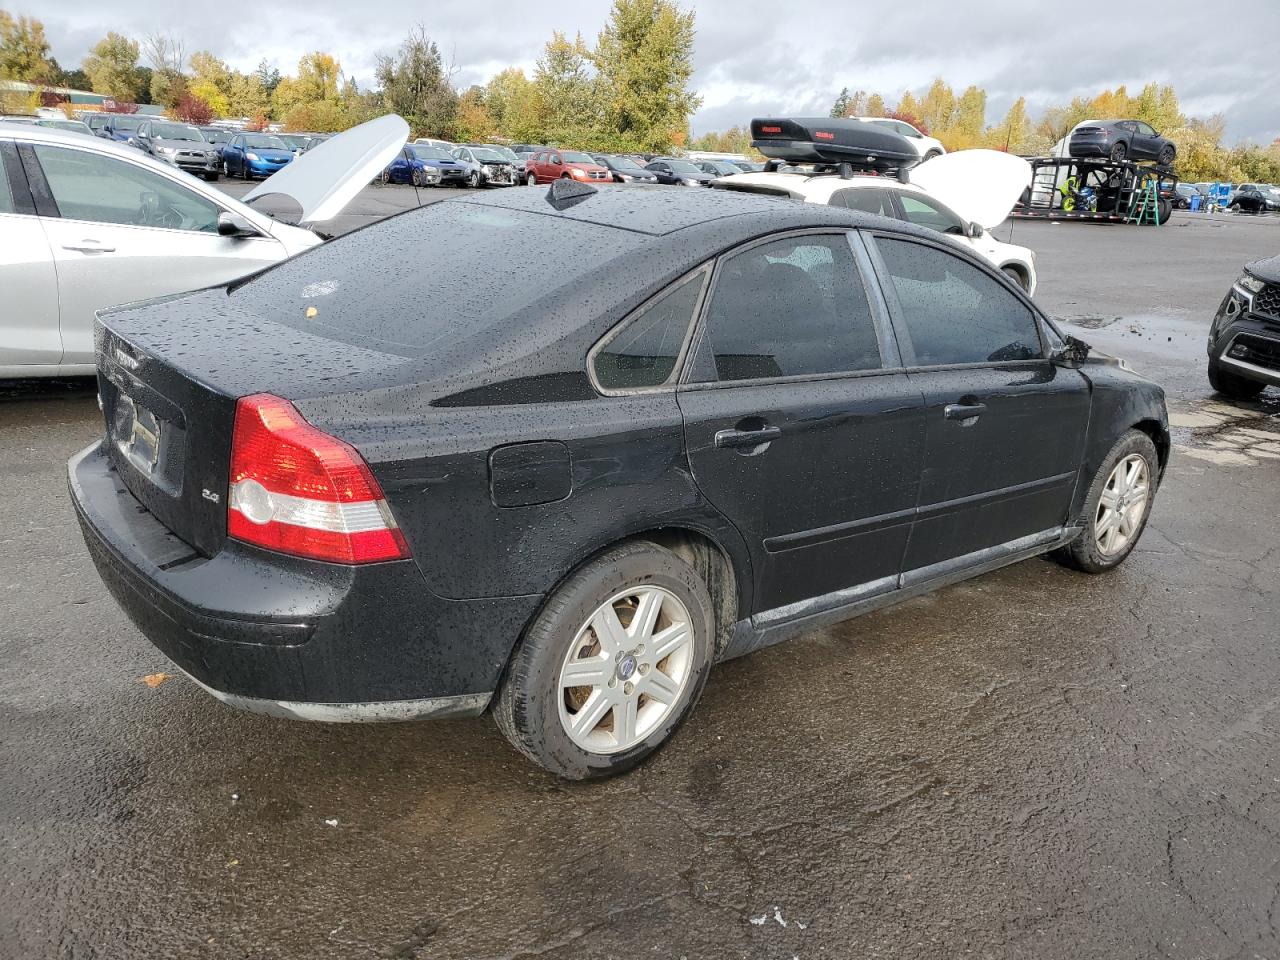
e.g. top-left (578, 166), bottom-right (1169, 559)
top-left (3, 197), bottom-right (1280, 959)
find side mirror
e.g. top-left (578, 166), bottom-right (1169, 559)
top-left (217, 211), bottom-right (261, 238)
top-left (967, 221), bottom-right (984, 239)
top-left (1051, 334), bottom-right (1091, 366)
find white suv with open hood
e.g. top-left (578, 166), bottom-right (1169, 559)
top-left (0, 114), bottom-right (408, 377)
top-left (713, 149), bottom-right (1037, 295)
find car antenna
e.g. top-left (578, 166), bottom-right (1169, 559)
top-left (546, 178), bottom-right (597, 210)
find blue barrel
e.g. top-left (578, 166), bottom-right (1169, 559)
top-left (1190, 195), bottom-right (1201, 212)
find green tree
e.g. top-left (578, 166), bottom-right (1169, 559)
top-left (987, 97), bottom-right (1032, 152)
top-left (591, 0), bottom-right (700, 152)
top-left (865, 92), bottom-right (885, 117)
top-left (50, 62), bottom-right (90, 90)
top-left (455, 85), bottom-right (496, 142)
top-left (82, 32), bottom-right (141, 100)
top-left (830, 87), bottom-right (851, 118)
top-left (142, 32), bottom-right (186, 109)
top-left (0, 11), bottom-right (54, 83)
top-left (255, 59), bottom-right (281, 96)
top-left (486, 67), bottom-right (543, 142)
top-left (227, 71), bottom-right (267, 120)
top-left (535, 31), bottom-right (596, 145)
top-left (375, 26), bottom-right (457, 137)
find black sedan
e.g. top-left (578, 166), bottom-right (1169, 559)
top-left (1207, 256), bottom-right (1280, 398)
top-left (1228, 184), bottom-right (1280, 214)
top-left (644, 156), bottom-right (717, 186)
top-left (70, 182), bottom-right (1169, 779)
top-left (1069, 119), bottom-right (1176, 165)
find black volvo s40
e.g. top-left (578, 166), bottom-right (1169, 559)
top-left (70, 181), bottom-right (1169, 779)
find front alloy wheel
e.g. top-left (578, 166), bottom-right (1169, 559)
top-left (1052, 429), bottom-right (1158, 573)
top-left (1094, 454), bottom-right (1150, 557)
top-left (557, 587), bottom-right (694, 754)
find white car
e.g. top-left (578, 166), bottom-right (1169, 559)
top-left (713, 149), bottom-right (1038, 295)
top-left (0, 115), bottom-right (408, 377)
top-left (853, 117), bottom-right (947, 163)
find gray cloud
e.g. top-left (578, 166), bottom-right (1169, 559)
top-left (21, 0), bottom-right (1279, 144)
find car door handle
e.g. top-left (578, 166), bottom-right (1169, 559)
top-left (944, 402), bottom-right (987, 421)
top-left (62, 240), bottom-right (116, 254)
top-left (715, 425), bottom-right (782, 448)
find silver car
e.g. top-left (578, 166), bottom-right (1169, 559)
top-left (0, 117), bottom-right (408, 377)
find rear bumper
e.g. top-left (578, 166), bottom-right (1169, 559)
top-left (69, 441), bottom-right (540, 719)
top-left (1068, 141), bottom-right (1109, 157)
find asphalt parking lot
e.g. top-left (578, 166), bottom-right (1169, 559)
top-left (3, 186), bottom-right (1280, 959)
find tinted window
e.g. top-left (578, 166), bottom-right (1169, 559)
top-left (33, 144), bottom-right (220, 233)
top-left (831, 187), bottom-right (895, 217)
top-left (242, 202), bottom-right (645, 356)
top-left (0, 146), bottom-right (15, 214)
top-left (1137, 122), bottom-right (1156, 135)
top-left (593, 271), bottom-right (705, 391)
top-left (699, 235), bottom-right (882, 382)
top-left (876, 238), bottom-right (1042, 366)
top-left (898, 194), bottom-right (965, 233)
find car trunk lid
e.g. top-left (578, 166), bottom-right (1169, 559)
top-left (94, 289), bottom-right (414, 557)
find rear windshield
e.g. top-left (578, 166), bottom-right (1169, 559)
top-left (238, 201), bottom-right (644, 356)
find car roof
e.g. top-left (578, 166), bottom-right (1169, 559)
top-left (458, 180), bottom-right (892, 238)
top-left (1, 121), bottom-right (160, 158)
top-left (715, 170), bottom-right (923, 202)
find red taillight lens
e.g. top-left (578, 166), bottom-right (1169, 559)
top-left (227, 393), bottom-right (410, 564)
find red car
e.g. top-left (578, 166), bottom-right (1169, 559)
top-left (524, 149), bottom-right (612, 186)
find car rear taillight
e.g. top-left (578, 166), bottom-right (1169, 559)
top-left (227, 393), bottom-right (410, 564)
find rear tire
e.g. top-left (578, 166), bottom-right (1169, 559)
top-left (1052, 430), bottom-right (1158, 574)
top-left (493, 541), bottom-right (716, 780)
top-left (1110, 142), bottom-right (1128, 162)
top-left (1208, 357), bottom-right (1266, 398)
top-left (1156, 198), bottom-right (1173, 225)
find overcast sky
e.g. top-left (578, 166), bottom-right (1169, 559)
top-left (23, 0), bottom-right (1280, 144)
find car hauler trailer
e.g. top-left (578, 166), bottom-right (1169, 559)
top-left (1012, 156), bottom-right (1175, 225)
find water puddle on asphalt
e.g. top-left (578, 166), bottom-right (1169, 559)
top-left (1169, 398), bottom-right (1280, 466)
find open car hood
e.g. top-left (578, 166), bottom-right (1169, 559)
top-left (909, 149), bottom-right (1032, 231)
top-left (243, 114), bottom-right (408, 226)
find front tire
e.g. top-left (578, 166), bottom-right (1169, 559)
top-left (493, 541), bottom-right (716, 780)
top-left (1208, 357), bottom-right (1266, 398)
top-left (1052, 430), bottom-right (1158, 574)
top-left (468, 170), bottom-right (480, 189)
top-left (1157, 145), bottom-right (1175, 166)
top-left (526, 172), bottom-right (537, 186)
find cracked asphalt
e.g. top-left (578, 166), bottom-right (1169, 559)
top-left (3, 190), bottom-right (1279, 959)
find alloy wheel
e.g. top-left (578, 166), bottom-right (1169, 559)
top-left (1094, 454), bottom-right (1150, 556)
top-left (557, 586), bottom-right (694, 754)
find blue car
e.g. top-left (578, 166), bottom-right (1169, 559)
top-left (381, 144), bottom-right (470, 187)
top-left (95, 114), bottom-right (145, 145)
top-left (221, 132), bottom-right (294, 180)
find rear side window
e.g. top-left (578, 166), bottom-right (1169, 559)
top-left (697, 234), bottom-right (882, 382)
top-left (875, 237), bottom-right (1042, 366)
top-left (592, 270), bottom-right (706, 391)
top-left (831, 187), bottom-right (894, 217)
top-left (0, 146), bottom-right (15, 214)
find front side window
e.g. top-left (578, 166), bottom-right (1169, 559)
top-left (697, 235), bottom-right (882, 382)
top-left (592, 270), bottom-right (706, 391)
top-left (33, 144), bottom-right (221, 233)
top-left (875, 237), bottom-right (1042, 366)
top-left (897, 194), bottom-right (966, 233)
top-left (1137, 122), bottom-right (1156, 135)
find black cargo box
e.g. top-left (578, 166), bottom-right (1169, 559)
top-left (750, 117), bottom-right (918, 172)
